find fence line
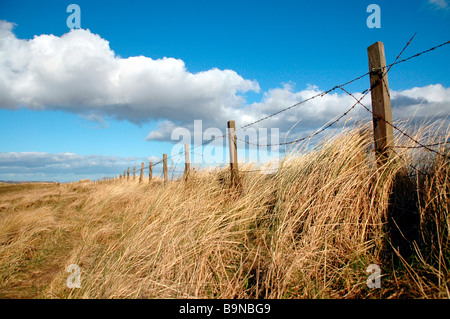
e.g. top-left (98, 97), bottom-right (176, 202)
top-left (96, 38), bottom-right (449, 184)
top-left (393, 141), bottom-right (450, 149)
top-left (340, 86), bottom-right (449, 159)
top-left (236, 87), bottom-right (371, 147)
top-left (232, 34), bottom-right (430, 149)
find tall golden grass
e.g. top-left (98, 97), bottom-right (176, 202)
top-left (0, 120), bottom-right (448, 299)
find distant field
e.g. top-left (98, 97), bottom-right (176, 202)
top-left (0, 122), bottom-right (448, 299)
top-left (0, 181), bottom-right (56, 184)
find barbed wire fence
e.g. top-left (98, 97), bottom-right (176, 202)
top-left (96, 38), bottom-right (449, 184)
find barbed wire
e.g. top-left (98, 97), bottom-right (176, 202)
top-left (383, 39), bottom-right (450, 72)
top-left (114, 38), bottom-right (450, 179)
top-left (120, 135), bottom-right (230, 177)
top-left (236, 88), bottom-right (370, 147)
top-left (374, 33), bottom-right (416, 99)
top-left (236, 73), bottom-right (370, 132)
top-left (393, 141), bottom-right (450, 149)
top-left (238, 38), bottom-right (449, 133)
top-left (370, 33), bottom-right (417, 100)
top-left (340, 86), bottom-right (449, 159)
top-left (149, 133), bottom-right (229, 169)
top-left (235, 37), bottom-right (450, 148)
top-left (386, 33), bottom-right (416, 75)
top-left (235, 37), bottom-right (448, 150)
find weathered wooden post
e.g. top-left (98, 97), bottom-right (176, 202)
top-left (184, 144), bottom-right (190, 181)
top-left (368, 41), bottom-right (394, 167)
top-left (127, 167), bottom-right (130, 181)
top-left (139, 162), bottom-right (144, 183)
top-left (163, 154), bottom-right (168, 184)
top-left (227, 120), bottom-right (240, 187)
top-left (149, 162), bottom-right (153, 182)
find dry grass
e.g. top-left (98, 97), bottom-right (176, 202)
top-left (0, 120), bottom-right (448, 299)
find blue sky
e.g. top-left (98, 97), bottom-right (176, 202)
top-left (0, 0), bottom-right (449, 182)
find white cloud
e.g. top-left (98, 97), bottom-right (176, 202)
top-left (1, 20), bottom-right (449, 147)
top-left (390, 84), bottom-right (450, 120)
top-left (145, 83), bottom-right (450, 145)
top-left (0, 20), bottom-right (259, 124)
top-left (0, 152), bottom-right (160, 182)
top-left (428, 0), bottom-right (449, 9)
top-left (145, 83), bottom-right (373, 143)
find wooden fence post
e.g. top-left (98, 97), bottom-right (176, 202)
top-left (139, 162), bottom-right (144, 183)
top-left (133, 166), bottom-right (136, 180)
top-left (149, 162), bottom-right (153, 182)
top-left (227, 120), bottom-right (240, 187)
top-left (123, 170), bottom-right (126, 180)
top-left (163, 154), bottom-right (168, 184)
top-left (184, 144), bottom-right (190, 181)
top-left (368, 41), bottom-right (394, 167)
top-left (127, 167), bottom-right (130, 181)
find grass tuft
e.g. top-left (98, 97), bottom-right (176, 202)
top-left (0, 120), bottom-right (448, 298)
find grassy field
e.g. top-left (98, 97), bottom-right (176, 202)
top-left (0, 121), bottom-right (448, 299)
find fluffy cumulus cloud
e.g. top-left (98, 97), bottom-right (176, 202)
top-left (1, 20), bottom-right (449, 146)
top-left (146, 83), bottom-right (450, 144)
top-left (428, 0), bottom-right (449, 10)
top-left (391, 84), bottom-right (450, 120)
top-left (0, 152), bottom-right (160, 182)
top-left (145, 83), bottom-right (372, 144)
top-left (0, 20), bottom-right (259, 124)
